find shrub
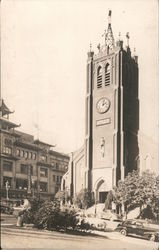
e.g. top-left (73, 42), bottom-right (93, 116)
top-left (22, 197), bottom-right (44, 224)
top-left (139, 205), bottom-right (156, 220)
top-left (73, 188), bottom-right (95, 209)
top-left (23, 209), bottom-right (34, 224)
top-left (79, 219), bottom-right (92, 231)
top-left (33, 201), bottom-right (79, 231)
top-left (33, 200), bottom-right (61, 230)
top-left (55, 190), bottom-right (70, 204)
top-left (59, 208), bottom-right (78, 230)
top-left (30, 197), bottom-right (45, 212)
top-left (22, 199), bottom-right (79, 231)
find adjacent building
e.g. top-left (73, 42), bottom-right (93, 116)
top-left (138, 132), bottom-right (159, 175)
top-left (0, 99), bottom-right (69, 201)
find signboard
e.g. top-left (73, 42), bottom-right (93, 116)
top-left (96, 118), bottom-right (111, 126)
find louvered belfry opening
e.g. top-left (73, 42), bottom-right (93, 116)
top-left (97, 66), bottom-right (102, 88)
top-left (105, 63), bottom-right (110, 86)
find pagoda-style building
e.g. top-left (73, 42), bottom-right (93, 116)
top-left (0, 99), bottom-right (69, 201)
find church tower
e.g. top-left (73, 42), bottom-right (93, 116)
top-left (85, 11), bottom-right (139, 203)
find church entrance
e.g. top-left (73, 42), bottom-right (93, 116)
top-left (95, 178), bottom-right (109, 203)
top-left (99, 192), bottom-right (108, 203)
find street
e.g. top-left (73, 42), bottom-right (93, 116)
top-left (1, 214), bottom-right (159, 250)
top-left (2, 228), bottom-right (159, 250)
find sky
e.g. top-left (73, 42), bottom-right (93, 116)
top-left (1, 0), bottom-right (159, 154)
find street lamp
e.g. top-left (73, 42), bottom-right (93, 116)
top-left (94, 190), bottom-right (97, 217)
top-left (31, 179), bottom-right (35, 198)
top-left (5, 181), bottom-right (10, 201)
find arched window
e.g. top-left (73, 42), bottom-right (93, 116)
top-left (105, 63), bottom-right (110, 86)
top-left (97, 66), bottom-right (102, 88)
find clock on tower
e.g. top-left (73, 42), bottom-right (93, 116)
top-left (85, 10), bottom-right (139, 203)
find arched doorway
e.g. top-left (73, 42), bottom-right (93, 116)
top-left (94, 178), bottom-right (109, 203)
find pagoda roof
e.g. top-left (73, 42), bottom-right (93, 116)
top-left (49, 149), bottom-right (70, 160)
top-left (0, 99), bottom-right (14, 116)
top-left (34, 139), bottom-right (54, 148)
top-left (14, 140), bottom-right (40, 151)
top-left (0, 117), bottom-right (20, 129)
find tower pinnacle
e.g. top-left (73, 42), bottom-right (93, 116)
top-left (108, 10), bottom-right (112, 24)
top-left (105, 10), bottom-right (114, 50)
top-left (126, 32), bottom-right (130, 47)
top-left (90, 42), bottom-right (92, 52)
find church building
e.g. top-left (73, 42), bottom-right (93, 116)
top-left (62, 11), bottom-right (139, 203)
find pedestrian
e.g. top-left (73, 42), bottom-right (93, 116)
top-left (16, 198), bottom-right (31, 227)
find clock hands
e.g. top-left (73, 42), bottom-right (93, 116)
top-left (97, 98), bottom-right (110, 113)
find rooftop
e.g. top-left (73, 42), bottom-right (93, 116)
top-left (0, 99), bottom-right (14, 116)
top-left (0, 117), bottom-right (20, 129)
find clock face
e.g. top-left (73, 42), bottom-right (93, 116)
top-left (96, 97), bottom-right (110, 114)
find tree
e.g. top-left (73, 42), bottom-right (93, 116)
top-left (113, 170), bottom-right (159, 219)
top-left (73, 188), bottom-right (94, 209)
top-left (55, 190), bottom-right (70, 205)
top-left (104, 190), bottom-right (114, 210)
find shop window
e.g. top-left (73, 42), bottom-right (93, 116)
top-left (21, 164), bottom-right (28, 174)
top-left (40, 167), bottom-right (48, 177)
top-left (16, 178), bottom-right (28, 190)
top-left (40, 182), bottom-right (47, 192)
top-left (3, 161), bottom-right (13, 172)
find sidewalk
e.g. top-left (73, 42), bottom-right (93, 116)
top-left (1, 222), bottom-right (122, 241)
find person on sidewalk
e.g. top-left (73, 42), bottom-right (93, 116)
top-left (17, 198), bottom-right (31, 227)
